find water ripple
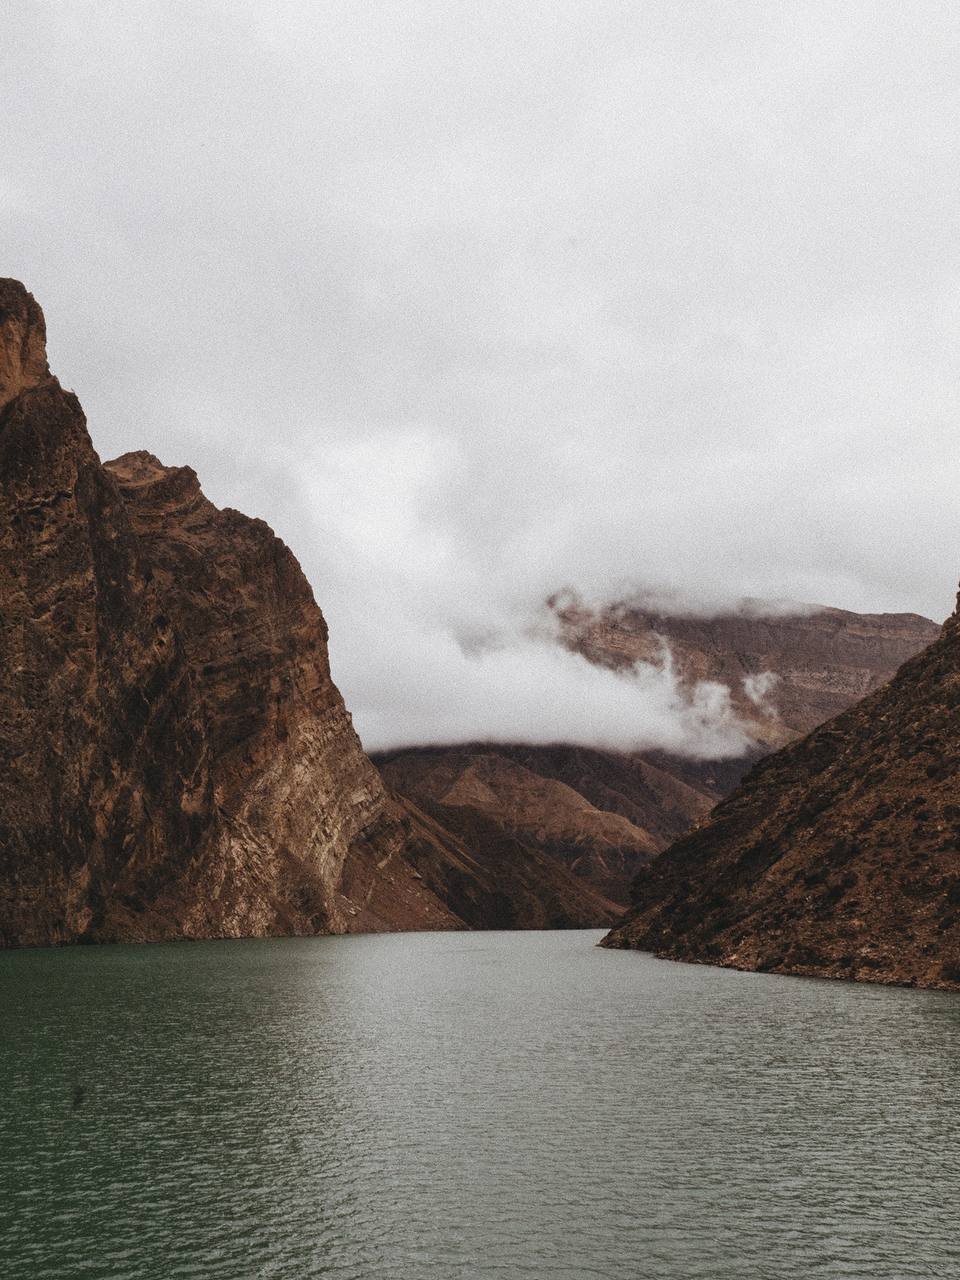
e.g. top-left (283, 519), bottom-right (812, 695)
top-left (2, 931), bottom-right (960, 1278)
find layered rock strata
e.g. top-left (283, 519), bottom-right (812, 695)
top-left (376, 744), bottom-right (744, 909)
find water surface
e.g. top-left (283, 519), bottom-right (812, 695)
top-left (3, 930), bottom-right (960, 1278)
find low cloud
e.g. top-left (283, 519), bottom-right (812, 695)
top-left (343, 618), bottom-right (756, 758)
top-left (295, 435), bottom-right (760, 756)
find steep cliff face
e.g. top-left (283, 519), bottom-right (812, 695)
top-left (0, 280), bottom-right (456, 945)
top-left (557, 599), bottom-right (940, 748)
top-left (603, 593), bottom-right (960, 990)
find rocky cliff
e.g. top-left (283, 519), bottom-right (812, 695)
top-left (603, 591), bottom-right (960, 990)
top-left (0, 280), bottom-right (457, 945)
top-left (2, 280), bottom-right (946, 945)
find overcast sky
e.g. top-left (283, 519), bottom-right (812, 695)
top-left (4, 1), bottom-right (959, 751)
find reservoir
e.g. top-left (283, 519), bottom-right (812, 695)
top-left (3, 929), bottom-right (959, 1279)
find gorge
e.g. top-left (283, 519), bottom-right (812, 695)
top-left (0, 279), bottom-right (948, 955)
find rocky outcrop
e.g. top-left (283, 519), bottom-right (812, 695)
top-left (0, 280), bottom-right (457, 945)
top-left (0, 279), bottom-right (49, 410)
top-left (602, 590), bottom-right (960, 990)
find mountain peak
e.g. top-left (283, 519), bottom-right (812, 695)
top-left (0, 279), bottom-right (50, 411)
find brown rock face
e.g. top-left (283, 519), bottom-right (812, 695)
top-left (603, 593), bottom-right (960, 990)
top-left (0, 280), bottom-right (456, 945)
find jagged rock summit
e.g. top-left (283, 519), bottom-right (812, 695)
top-left (603, 590), bottom-right (960, 990)
top-left (0, 280), bottom-right (457, 944)
top-left (0, 279), bottom-right (49, 409)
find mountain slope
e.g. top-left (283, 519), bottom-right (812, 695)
top-left (395, 791), bottom-right (624, 929)
top-left (602, 590), bottom-right (960, 990)
top-left (376, 744), bottom-right (739, 909)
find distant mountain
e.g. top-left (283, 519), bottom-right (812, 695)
top-left (602, 591), bottom-right (960, 990)
top-left (555, 596), bottom-right (940, 748)
top-left (381, 604), bottom-right (937, 918)
top-left (376, 744), bottom-right (744, 915)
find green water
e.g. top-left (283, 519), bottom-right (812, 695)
top-left (3, 930), bottom-right (960, 1278)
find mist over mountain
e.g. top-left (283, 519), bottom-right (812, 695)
top-left (377, 603), bottom-right (937, 910)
